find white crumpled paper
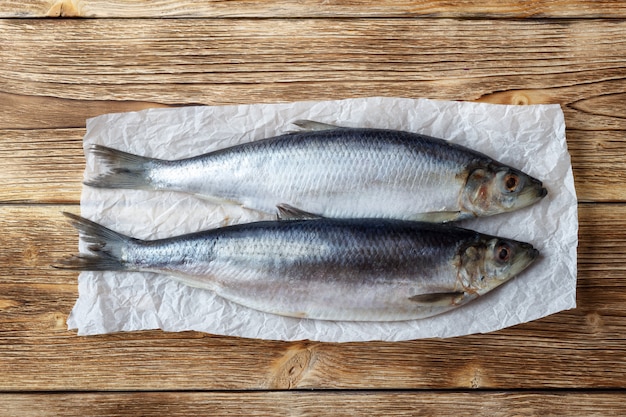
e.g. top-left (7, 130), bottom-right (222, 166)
top-left (67, 97), bottom-right (578, 342)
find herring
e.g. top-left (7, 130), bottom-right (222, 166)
top-left (84, 121), bottom-right (547, 223)
top-left (54, 211), bottom-right (539, 321)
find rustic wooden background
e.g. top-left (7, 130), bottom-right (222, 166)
top-left (2, 1), bottom-right (626, 415)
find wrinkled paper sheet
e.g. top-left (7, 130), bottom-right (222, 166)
top-left (67, 97), bottom-right (578, 342)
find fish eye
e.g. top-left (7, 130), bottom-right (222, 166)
top-left (504, 173), bottom-right (519, 192)
top-left (496, 243), bottom-right (511, 262)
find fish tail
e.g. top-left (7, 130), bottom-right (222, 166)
top-left (84, 145), bottom-right (157, 190)
top-left (52, 212), bottom-right (135, 271)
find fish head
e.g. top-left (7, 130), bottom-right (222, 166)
top-left (461, 164), bottom-right (547, 217)
top-left (458, 237), bottom-right (539, 295)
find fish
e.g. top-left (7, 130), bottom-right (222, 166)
top-left (54, 210), bottom-right (539, 321)
top-left (84, 120), bottom-right (547, 223)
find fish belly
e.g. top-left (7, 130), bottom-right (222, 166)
top-left (153, 131), bottom-right (469, 219)
top-left (137, 220), bottom-right (469, 321)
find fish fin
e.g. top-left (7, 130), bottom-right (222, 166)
top-left (52, 253), bottom-right (126, 271)
top-left (409, 211), bottom-right (465, 223)
top-left (51, 212), bottom-right (134, 271)
top-left (276, 204), bottom-right (324, 220)
top-left (84, 145), bottom-right (158, 190)
top-left (292, 120), bottom-right (345, 131)
top-left (409, 292), bottom-right (466, 307)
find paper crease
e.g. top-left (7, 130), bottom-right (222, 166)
top-left (66, 97), bottom-right (578, 342)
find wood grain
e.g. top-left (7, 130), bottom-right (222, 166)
top-left (0, 92), bottom-right (170, 129)
top-left (1, 19), bottom-right (625, 132)
top-left (4, 0), bottom-right (626, 18)
top-left (0, 129), bottom-right (84, 203)
top-left (0, 127), bottom-right (623, 204)
top-left (2, 19), bottom-right (626, 203)
top-left (1, 5), bottom-right (625, 414)
top-left (2, 391), bottom-right (626, 417)
top-left (0, 203), bottom-right (624, 390)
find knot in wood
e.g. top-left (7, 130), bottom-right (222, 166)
top-left (585, 311), bottom-right (604, 334)
top-left (455, 362), bottom-right (489, 389)
top-left (46, 0), bottom-right (84, 17)
top-left (267, 343), bottom-right (315, 389)
top-left (512, 93), bottom-right (530, 105)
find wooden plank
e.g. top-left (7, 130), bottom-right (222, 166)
top-left (1, 19), bottom-right (626, 202)
top-left (1, 19), bottom-right (626, 130)
top-left (0, 203), bottom-right (624, 390)
top-left (0, 129), bottom-right (84, 203)
top-left (1, 14), bottom-right (624, 400)
top-left (0, 126), bottom-right (622, 204)
top-left (0, 92), bottom-right (170, 129)
top-left (1, 2), bottom-right (623, 410)
top-left (569, 130), bottom-right (626, 202)
top-left (1, 391), bottom-right (626, 417)
top-left (4, 0), bottom-right (626, 19)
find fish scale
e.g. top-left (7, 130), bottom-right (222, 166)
top-left (85, 123), bottom-right (546, 222)
top-left (55, 213), bottom-right (539, 322)
top-left (160, 130), bottom-right (472, 215)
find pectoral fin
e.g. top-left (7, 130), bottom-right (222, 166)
top-left (409, 292), bottom-right (466, 307)
top-left (293, 120), bottom-right (345, 132)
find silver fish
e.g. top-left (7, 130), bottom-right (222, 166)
top-left (55, 211), bottom-right (539, 321)
top-left (84, 121), bottom-right (547, 223)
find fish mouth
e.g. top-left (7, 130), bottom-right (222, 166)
top-left (522, 243), bottom-right (540, 262)
top-left (518, 241), bottom-right (538, 257)
top-left (529, 176), bottom-right (548, 199)
top-left (516, 178), bottom-right (548, 209)
top-left (530, 247), bottom-right (540, 260)
top-left (533, 178), bottom-right (548, 199)
top-left (538, 186), bottom-right (548, 199)
top-left (510, 243), bottom-right (540, 277)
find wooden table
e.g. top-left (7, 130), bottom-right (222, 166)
top-left (2, 2), bottom-right (626, 415)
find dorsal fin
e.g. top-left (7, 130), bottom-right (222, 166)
top-left (276, 204), bottom-right (324, 220)
top-left (292, 120), bottom-right (344, 132)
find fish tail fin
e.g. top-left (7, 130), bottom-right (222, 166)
top-left (52, 212), bottom-right (136, 271)
top-left (53, 253), bottom-right (126, 271)
top-left (84, 145), bottom-right (158, 190)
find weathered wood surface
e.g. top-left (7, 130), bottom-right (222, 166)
top-left (1, 128), bottom-right (623, 203)
top-left (4, 0), bottom-right (626, 18)
top-left (2, 19), bottom-right (626, 117)
top-left (1, 4), bottom-right (626, 416)
top-left (2, 392), bottom-right (626, 417)
top-left (2, 19), bottom-right (626, 204)
top-left (0, 203), bottom-right (624, 391)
